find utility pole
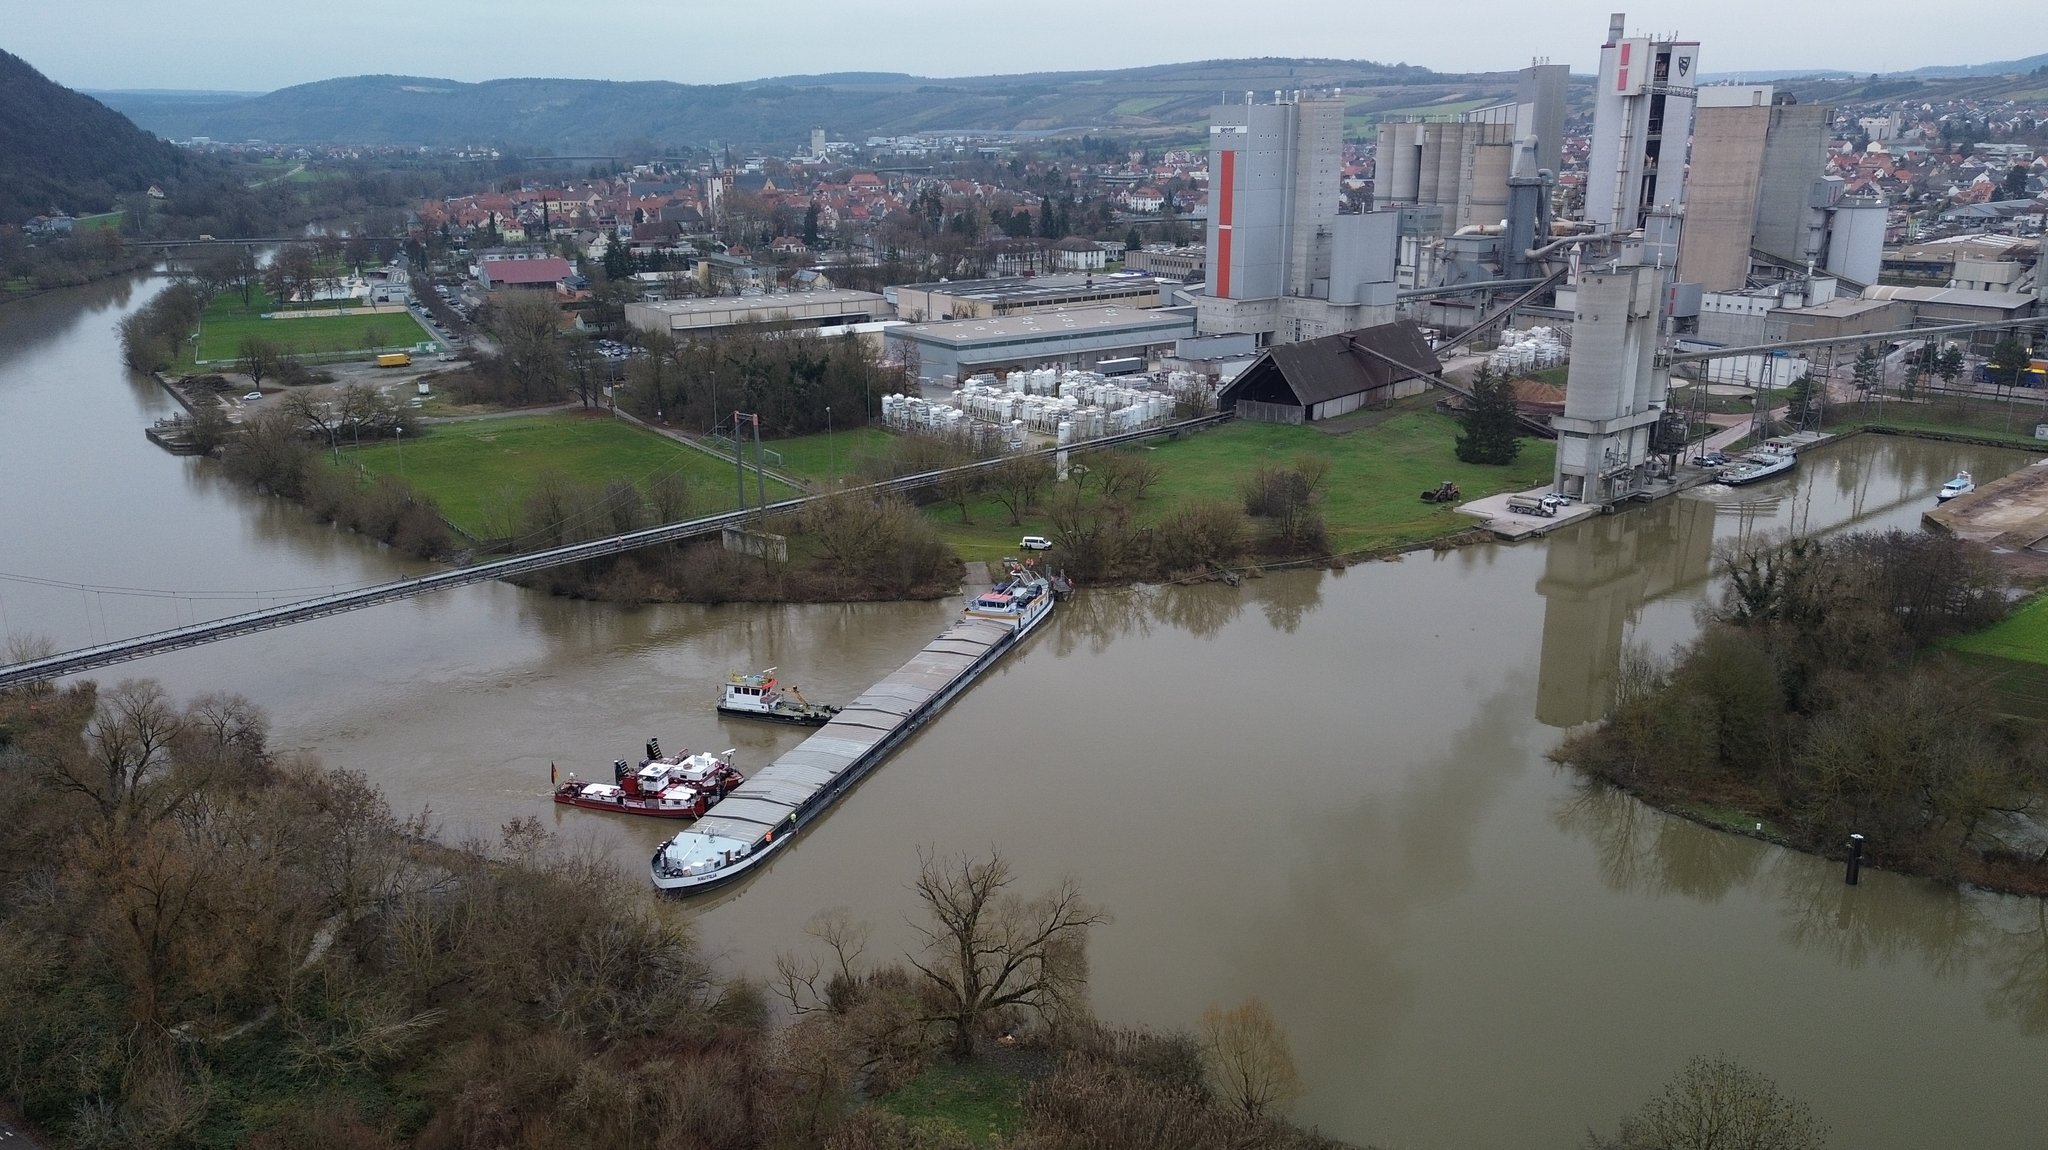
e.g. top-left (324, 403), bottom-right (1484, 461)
top-left (752, 413), bottom-right (767, 517)
top-left (732, 410), bottom-right (745, 513)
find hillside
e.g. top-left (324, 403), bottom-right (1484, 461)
top-left (0, 50), bottom-right (200, 224)
top-left (1776, 68), bottom-right (2048, 107)
top-left (96, 59), bottom-right (1520, 151)
top-left (1906, 51), bottom-right (2048, 78)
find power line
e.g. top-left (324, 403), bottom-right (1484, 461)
top-left (0, 570), bottom-right (382, 602)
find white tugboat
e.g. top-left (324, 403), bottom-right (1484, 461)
top-left (1716, 449), bottom-right (1798, 487)
top-left (652, 560), bottom-right (1058, 894)
top-left (718, 669), bottom-right (840, 726)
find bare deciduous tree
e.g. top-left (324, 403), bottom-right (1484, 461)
top-left (1587, 1055), bottom-right (1828, 1150)
top-left (237, 336), bottom-right (280, 388)
top-left (47, 679), bottom-right (189, 829)
top-left (907, 847), bottom-right (1106, 1057)
top-left (1198, 997), bottom-right (1302, 1119)
top-left (987, 454), bottom-right (1055, 526)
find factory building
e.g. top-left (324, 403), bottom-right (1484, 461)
top-left (1551, 265), bottom-right (1669, 504)
top-left (888, 274), bottom-right (1163, 322)
top-left (1217, 321), bottom-right (1440, 423)
top-left (886, 306), bottom-right (1196, 383)
top-left (1582, 14), bottom-right (1700, 237)
top-left (1198, 93), bottom-right (1399, 345)
top-left (623, 289), bottom-right (887, 337)
top-left (1679, 85), bottom-right (1837, 291)
top-left (1372, 62), bottom-right (1569, 231)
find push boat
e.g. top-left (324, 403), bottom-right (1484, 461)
top-left (651, 559), bottom-right (1060, 893)
top-left (552, 738), bottom-right (743, 819)
top-left (718, 669), bottom-right (841, 726)
top-left (1937, 471), bottom-right (1974, 502)
top-left (1716, 449), bottom-right (1797, 487)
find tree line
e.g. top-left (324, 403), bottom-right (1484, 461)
top-left (0, 673), bottom-right (1367, 1149)
top-left (1555, 528), bottom-right (2048, 889)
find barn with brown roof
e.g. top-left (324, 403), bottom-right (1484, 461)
top-left (1217, 321), bottom-right (1441, 423)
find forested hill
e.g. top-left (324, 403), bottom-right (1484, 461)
top-left (96, 58), bottom-right (1511, 151)
top-left (0, 50), bottom-right (200, 225)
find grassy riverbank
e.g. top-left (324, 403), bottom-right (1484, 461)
top-left (1824, 396), bottom-right (2048, 451)
top-left (344, 412), bottom-right (798, 537)
top-left (925, 411), bottom-right (1554, 565)
top-left (1947, 592), bottom-right (2048, 664)
top-left (342, 405), bottom-right (1548, 569)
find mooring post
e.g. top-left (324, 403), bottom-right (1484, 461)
top-left (1845, 833), bottom-right (1865, 886)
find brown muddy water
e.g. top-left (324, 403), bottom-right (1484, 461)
top-left (3, 276), bottom-right (2044, 1147)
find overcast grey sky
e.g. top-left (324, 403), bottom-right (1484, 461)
top-left (14, 0), bottom-right (2046, 92)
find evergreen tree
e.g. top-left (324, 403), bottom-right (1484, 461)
top-left (803, 200), bottom-right (820, 248)
top-left (1125, 226), bottom-right (1142, 254)
top-left (1852, 342), bottom-right (1882, 395)
top-left (1936, 342), bottom-right (1965, 387)
top-left (1785, 372), bottom-right (1818, 425)
top-left (602, 234), bottom-right (634, 281)
top-left (1454, 367), bottom-right (1522, 465)
top-left (1989, 336), bottom-right (2031, 389)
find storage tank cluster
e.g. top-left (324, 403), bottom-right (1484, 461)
top-left (949, 369), bottom-right (1181, 439)
top-left (1487, 326), bottom-right (1567, 375)
top-left (879, 392), bottom-right (970, 435)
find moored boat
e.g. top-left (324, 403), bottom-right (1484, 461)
top-left (1937, 471), bottom-right (1974, 502)
top-left (651, 560), bottom-right (1058, 893)
top-left (552, 738), bottom-right (743, 819)
top-left (1716, 449), bottom-right (1797, 487)
top-left (718, 669), bottom-right (841, 726)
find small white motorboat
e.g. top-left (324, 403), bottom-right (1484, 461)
top-left (1937, 471), bottom-right (1974, 502)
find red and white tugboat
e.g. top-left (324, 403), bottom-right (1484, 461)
top-left (552, 738), bottom-right (743, 819)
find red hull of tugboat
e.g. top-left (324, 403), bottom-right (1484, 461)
top-left (551, 787), bottom-right (711, 819)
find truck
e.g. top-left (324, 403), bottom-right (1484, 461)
top-left (1505, 492), bottom-right (1562, 518)
top-left (376, 352), bottom-right (413, 368)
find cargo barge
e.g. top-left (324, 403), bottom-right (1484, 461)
top-left (651, 561), bottom-right (1059, 894)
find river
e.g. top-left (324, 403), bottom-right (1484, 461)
top-left (3, 275), bottom-right (2045, 1147)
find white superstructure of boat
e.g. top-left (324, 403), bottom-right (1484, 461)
top-left (1716, 450), bottom-right (1797, 487)
top-left (1937, 471), bottom-right (1974, 501)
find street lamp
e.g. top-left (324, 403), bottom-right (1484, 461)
top-left (395, 425), bottom-right (405, 479)
top-left (826, 405), bottom-right (833, 484)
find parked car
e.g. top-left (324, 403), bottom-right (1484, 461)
top-left (1692, 451), bottom-right (1730, 467)
top-left (1019, 536), bottom-right (1053, 551)
top-left (242, 390), bottom-right (263, 401)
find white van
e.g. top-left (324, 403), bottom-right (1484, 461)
top-left (1019, 536), bottom-right (1053, 551)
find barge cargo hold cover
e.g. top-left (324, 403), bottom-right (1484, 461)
top-left (653, 565), bottom-right (1054, 894)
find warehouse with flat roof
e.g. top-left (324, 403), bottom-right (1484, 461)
top-left (624, 289), bottom-right (886, 337)
top-left (885, 306), bottom-right (1197, 382)
top-left (888, 274), bottom-right (1165, 322)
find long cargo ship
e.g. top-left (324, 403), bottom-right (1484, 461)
top-left (651, 560), bottom-right (1059, 894)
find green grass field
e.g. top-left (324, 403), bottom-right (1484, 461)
top-left (928, 411), bottom-right (1555, 565)
top-left (193, 287), bottom-right (429, 364)
top-left (876, 1059), bottom-right (1025, 1146)
top-left (1947, 594), bottom-right (2048, 665)
top-left (769, 425), bottom-right (894, 484)
top-left (345, 414), bottom-right (799, 537)
top-left (71, 211), bottom-right (124, 232)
